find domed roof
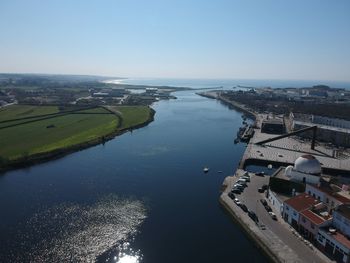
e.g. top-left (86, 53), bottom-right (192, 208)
top-left (294, 155), bottom-right (321, 175)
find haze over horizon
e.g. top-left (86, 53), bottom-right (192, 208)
top-left (1, 0), bottom-right (349, 82)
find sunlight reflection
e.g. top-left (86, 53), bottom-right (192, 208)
top-left (117, 254), bottom-right (140, 263)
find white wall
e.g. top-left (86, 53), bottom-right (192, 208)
top-left (284, 203), bottom-right (299, 225)
top-left (268, 190), bottom-right (283, 215)
top-left (333, 211), bottom-right (350, 237)
top-left (290, 170), bottom-right (320, 185)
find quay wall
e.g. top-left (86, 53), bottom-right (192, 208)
top-left (220, 194), bottom-right (281, 263)
top-left (197, 92), bottom-right (256, 120)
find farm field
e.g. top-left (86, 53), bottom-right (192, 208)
top-left (0, 105), bottom-right (152, 163)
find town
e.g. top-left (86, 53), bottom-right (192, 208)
top-left (204, 88), bottom-right (350, 263)
top-left (0, 74), bottom-right (188, 107)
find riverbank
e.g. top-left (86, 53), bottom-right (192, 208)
top-left (197, 91), bottom-right (256, 120)
top-left (0, 107), bottom-right (155, 173)
top-left (205, 90), bottom-right (338, 263)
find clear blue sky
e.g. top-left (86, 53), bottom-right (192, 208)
top-left (0, 0), bottom-right (349, 81)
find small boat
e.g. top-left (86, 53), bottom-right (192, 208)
top-left (217, 171), bottom-right (223, 173)
top-left (203, 167), bottom-right (209, 173)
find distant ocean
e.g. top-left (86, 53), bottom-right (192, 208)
top-left (108, 78), bottom-right (350, 90)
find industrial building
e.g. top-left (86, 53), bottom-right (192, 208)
top-left (290, 113), bottom-right (350, 147)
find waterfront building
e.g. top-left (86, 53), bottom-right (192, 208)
top-left (261, 118), bottom-right (285, 134)
top-left (267, 189), bottom-right (285, 216)
top-left (285, 155), bottom-right (322, 184)
top-left (290, 113), bottom-right (350, 147)
top-left (283, 193), bottom-right (321, 229)
top-left (317, 227), bottom-right (350, 263)
top-left (333, 205), bottom-right (350, 237)
top-left (306, 183), bottom-right (350, 212)
top-left (298, 203), bottom-right (332, 243)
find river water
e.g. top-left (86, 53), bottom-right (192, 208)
top-left (0, 89), bottom-right (269, 262)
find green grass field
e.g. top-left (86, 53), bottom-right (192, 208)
top-left (117, 106), bottom-right (152, 129)
top-left (0, 105), bottom-right (152, 162)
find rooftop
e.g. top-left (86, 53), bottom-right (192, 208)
top-left (262, 118), bottom-right (284, 125)
top-left (335, 204), bottom-right (350, 220)
top-left (294, 120), bottom-right (350, 134)
top-left (300, 209), bottom-right (331, 225)
top-left (243, 114), bottom-right (350, 173)
top-left (272, 166), bottom-right (290, 181)
top-left (308, 184), bottom-right (350, 204)
top-left (284, 193), bottom-right (321, 212)
top-left (320, 227), bottom-right (350, 249)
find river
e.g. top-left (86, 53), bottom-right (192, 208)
top-left (0, 89), bottom-right (269, 262)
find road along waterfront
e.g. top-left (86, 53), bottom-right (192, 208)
top-left (221, 170), bottom-right (331, 263)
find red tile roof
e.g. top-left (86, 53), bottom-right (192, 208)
top-left (300, 209), bottom-right (330, 225)
top-left (330, 231), bottom-right (350, 249)
top-left (284, 193), bottom-right (321, 212)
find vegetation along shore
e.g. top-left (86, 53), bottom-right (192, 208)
top-left (0, 104), bottom-right (155, 172)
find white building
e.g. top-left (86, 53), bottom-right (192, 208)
top-left (306, 184), bottom-right (350, 212)
top-left (285, 155), bottom-right (322, 185)
top-left (283, 193), bottom-right (321, 229)
top-left (333, 205), bottom-right (350, 237)
top-left (317, 227), bottom-right (350, 263)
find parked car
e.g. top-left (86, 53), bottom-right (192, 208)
top-left (234, 183), bottom-right (246, 189)
top-left (260, 224), bottom-right (266, 230)
top-left (262, 184), bottom-right (268, 191)
top-left (239, 204), bottom-right (248, 212)
top-left (237, 179), bottom-right (247, 185)
top-left (248, 210), bottom-right (259, 223)
top-left (260, 199), bottom-right (267, 206)
top-left (269, 212), bottom-right (277, 220)
top-left (228, 192), bottom-right (235, 200)
top-left (234, 198), bottom-right (241, 206)
top-left (231, 188), bottom-right (242, 194)
top-left (258, 188), bottom-right (264, 193)
top-left (264, 205), bottom-right (272, 212)
top-left (255, 171), bottom-right (265, 177)
top-left (240, 176), bottom-right (250, 182)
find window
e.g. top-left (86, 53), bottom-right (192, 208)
top-left (326, 198), bottom-right (329, 204)
top-left (302, 217), bottom-right (306, 223)
top-left (293, 211), bottom-right (297, 216)
top-left (308, 191), bottom-right (311, 195)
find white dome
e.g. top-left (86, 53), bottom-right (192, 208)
top-left (294, 155), bottom-right (321, 175)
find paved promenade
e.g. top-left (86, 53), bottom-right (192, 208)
top-left (221, 170), bottom-right (333, 263)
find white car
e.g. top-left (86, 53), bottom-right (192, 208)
top-left (239, 176), bottom-right (250, 182)
top-left (237, 179), bottom-right (247, 185)
top-left (234, 198), bottom-right (241, 205)
top-left (269, 212), bottom-right (277, 220)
